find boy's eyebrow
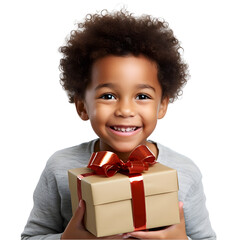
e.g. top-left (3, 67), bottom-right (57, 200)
top-left (136, 84), bottom-right (156, 92)
top-left (95, 83), bottom-right (116, 90)
top-left (95, 83), bottom-right (155, 92)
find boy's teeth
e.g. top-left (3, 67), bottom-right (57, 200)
top-left (113, 127), bottom-right (137, 132)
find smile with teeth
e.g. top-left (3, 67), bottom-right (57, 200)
top-left (111, 126), bottom-right (138, 132)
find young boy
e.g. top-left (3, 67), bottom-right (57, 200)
top-left (21, 10), bottom-right (216, 239)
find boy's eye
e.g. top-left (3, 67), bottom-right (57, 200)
top-left (136, 94), bottom-right (151, 100)
top-left (100, 93), bottom-right (116, 100)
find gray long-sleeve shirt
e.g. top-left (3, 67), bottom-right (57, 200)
top-left (21, 139), bottom-right (216, 239)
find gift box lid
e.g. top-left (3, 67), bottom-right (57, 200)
top-left (69, 162), bottom-right (178, 206)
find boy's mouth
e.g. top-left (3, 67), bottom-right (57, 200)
top-left (110, 126), bottom-right (139, 132)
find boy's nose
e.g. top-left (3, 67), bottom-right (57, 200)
top-left (114, 99), bottom-right (135, 118)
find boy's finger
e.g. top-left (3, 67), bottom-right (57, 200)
top-left (124, 230), bottom-right (164, 239)
top-left (179, 201), bottom-right (185, 221)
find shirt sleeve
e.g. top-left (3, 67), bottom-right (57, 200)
top-left (21, 166), bottom-right (64, 240)
top-left (184, 177), bottom-right (216, 240)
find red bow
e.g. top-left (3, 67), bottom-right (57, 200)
top-left (87, 145), bottom-right (156, 177)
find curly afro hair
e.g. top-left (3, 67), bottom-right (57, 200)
top-left (59, 9), bottom-right (189, 103)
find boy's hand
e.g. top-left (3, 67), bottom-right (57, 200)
top-left (122, 202), bottom-right (187, 239)
top-left (61, 200), bottom-right (123, 239)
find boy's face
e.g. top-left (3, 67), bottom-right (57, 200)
top-left (76, 55), bottom-right (169, 156)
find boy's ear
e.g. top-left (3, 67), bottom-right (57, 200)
top-left (158, 97), bottom-right (169, 119)
top-left (74, 98), bottom-right (89, 121)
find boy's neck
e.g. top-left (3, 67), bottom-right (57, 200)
top-left (94, 139), bottom-right (158, 162)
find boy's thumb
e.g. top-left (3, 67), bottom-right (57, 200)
top-left (73, 200), bottom-right (85, 224)
top-left (179, 201), bottom-right (185, 221)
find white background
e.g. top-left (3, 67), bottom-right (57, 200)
top-left (1, 0), bottom-right (239, 239)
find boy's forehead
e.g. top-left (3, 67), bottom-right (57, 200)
top-left (86, 55), bottom-right (162, 94)
top-left (90, 55), bottom-right (159, 80)
top-left (92, 54), bottom-right (158, 68)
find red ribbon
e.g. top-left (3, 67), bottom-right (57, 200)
top-left (78, 145), bottom-right (156, 232)
top-left (87, 145), bottom-right (156, 177)
top-left (128, 173), bottom-right (146, 230)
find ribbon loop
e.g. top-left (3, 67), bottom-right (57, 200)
top-left (87, 145), bottom-right (156, 177)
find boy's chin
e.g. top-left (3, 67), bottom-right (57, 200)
top-left (98, 138), bottom-right (148, 155)
top-left (108, 142), bottom-right (145, 154)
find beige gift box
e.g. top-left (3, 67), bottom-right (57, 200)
top-left (68, 162), bottom-right (180, 237)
